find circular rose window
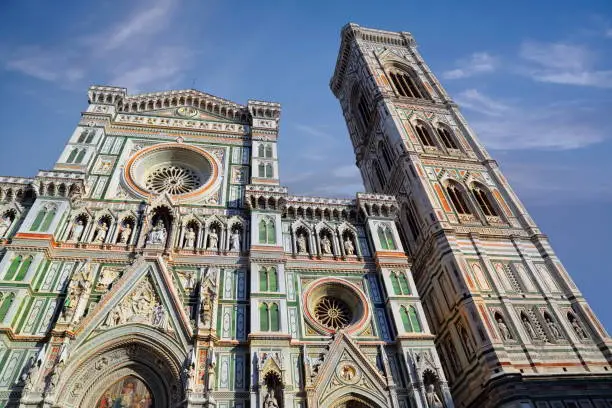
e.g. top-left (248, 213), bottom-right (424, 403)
top-left (124, 143), bottom-right (219, 199)
top-left (303, 278), bottom-right (370, 334)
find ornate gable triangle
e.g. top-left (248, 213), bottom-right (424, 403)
top-left (72, 256), bottom-right (193, 349)
top-left (311, 331), bottom-right (390, 407)
top-left (148, 191), bottom-right (176, 208)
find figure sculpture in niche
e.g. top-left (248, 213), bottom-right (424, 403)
top-left (230, 229), bottom-right (241, 251)
top-left (546, 316), bottom-right (562, 339)
top-left (343, 236), bottom-right (355, 255)
top-left (200, 289), bottom-right (215, 328)
top-left (152, 302), bottom-right (167, 330)
top-left (571, 318), bottom-right (588, 339)
top-left (296, 233), bottom-right (307, 254)
top-left (118, 224), bottom-right (132, 244)
top-left (70, 220), bottom-right (85, 242)
top-left (425, 384), bottom-right (444, 408)
top-left (521, 315), bottom-right (537, 339)
top-left (208, 228), bottom-right (219, 250)
top-left (184, 227), bottom-right (196, 249)
top-left (93, 221), bottom-right (108, 243)
top-left (147, 220), bottom-right (167, 245)
top-left (207, 356), bottom-right (216, 392)
top-left (497, 317), bottom-right (512, 340)
top-left (0, 215), bottom-right (11, 237)
top-left (320, 235), bottom-right (332, 254)
top-left (63, 261), bottom-right (93, 324)
top-left (263, 388), bottom-right (279, 408)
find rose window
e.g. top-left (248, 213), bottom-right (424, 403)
top-left (314, 296), bottom-right (352, 330)
top-left (145, 165), bottom-right (202, 194)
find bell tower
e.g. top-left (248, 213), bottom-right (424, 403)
top-left (331, 23), bottom-right (612, 408)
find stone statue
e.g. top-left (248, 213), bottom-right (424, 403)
top-left (343, 236), bottom-right (355, 255)
top-left (263, 388), bottom-right (279, 408)
top-left (96, 268), bottom-right (120, 291)
top-left (320, 235), bottom-right (332, 254)
top-left (497, 318), bottom-right (512, 340)
top-left (200, 289), bottom-right (214, 328)
top-left (118, 224), bottom-right (132, 244)
top-left (230, 229), bottom-right (241, 251)
top-left (521, 316), bottom-right (537, 339)
top-left (571, 319), bottom-right (588, 339)
top-left (184, 271), bottom-right (195, 290)
top-left (70, 220), bottom-right (85, 242)
top-left (185, 364), bottom-right (196, 391)
top-left (184, 227), bottom-right (196, 249)
top-left (152, 302), bottom-right (167, 330)
top-left (296, 233), bottom-right (307, 254)
top-left (64, 261), bottom-right (93, 324)
top-left (546, 317), bottom-right (562, 339)
top-left (0, 215), bottom-right (11, 237)
top-left (207, 357), bottom-right (216, 392)
top-left (147, 220), bottom-right (167, 245)
top-left (46, 361), bottom-right (64, 394)
top-left (425, 384), bottom-right (444, 408)
top-left (207, 228), bottom-right (219, 250)
top-left (93, 221), bottom-right (108, 243)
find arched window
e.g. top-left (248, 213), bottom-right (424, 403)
top-left (265, 163), bottom-right (273, 178)
top-left (41, 207), bottom-right (56, 232)
top-left (399, 273), bottom-right (411, 295)
top-left (404, 203), bottom-right (420, 240)
top-left (258, 144), bottom-right (265, 157)
top-left (471, 185), bottom-right (498, 217)
top-left (0, 293), bottom-right (15, 322)
top-left (415, 124), bottom-right (436, 147)
top-left (269, 267), bottom-right (278, 292)
top-left (270, 303), bottom-right (280, 331)
top-left (352, 87), bottom-right (371, 133)
top-left (5, 255), bottom-right (22, 280)
top-left (446, 183), bottom-right (471, 215)
top-left (265, 145), bottom-right (273, 158)
top-left (436, 126), bottom-right (458, 149)
top-left (259, 303), bottom-right (269, 331)
top-left (259, 267), bottom-right (269, 291)
top-left (379, 141), bottom-right (393, 171)
top-left (259, 218), bottom-right (276, 245)
top-left (30, 208), bottom-right (47, 231)
top-left (387, 67), bottom-right (427, 99)
top-left (66, 148), bottom-right (78, 163)
top-left (258, 163), bottom-right (265, 178)
top-left (75, 149), bottom-right (86, 164)
top-left (374, 161), bottom-right (386, 189)
top-left (401, 305), bottom-right (422, 332)
top-left (77, 130), bottom-right (87, 143)
top-left (85, 130), bottom-right (95, 144)
top-left (377, 225), bottom-right (396, 250)
top-left (390, 273), bottom-right (401, 295)
top-left (14, 256), bottom-right (32, 281)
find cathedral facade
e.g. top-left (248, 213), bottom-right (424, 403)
top-left (0, 23), bottom-right (608, 408)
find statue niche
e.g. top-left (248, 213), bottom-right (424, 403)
top-left (146, 207), bottom-right (172, 248)
top-left (262, 371), bottom-right (282, 408)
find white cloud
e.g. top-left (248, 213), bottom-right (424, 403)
top-left (442, 52), bottom-right (497, 80)
top-left (294, 124), bottom-right (333, 139)
top-left (458, 89), bottom-right (606, 150)
top-left (2, 0), bottom-right (192, 92)
top-left (519, 41), bottom-right (612, 88)
top-left (455, 89), bottom-right (511, 117)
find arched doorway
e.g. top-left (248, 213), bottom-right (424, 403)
top-left (330, 394), bottom-right (381, 408)
top-left (53, 328), bottom-right (185, 408)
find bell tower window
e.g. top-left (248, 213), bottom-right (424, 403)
top-left (446, 183), bottom-right (471, 215)
top-left (387, 67), bottom-right (427, 99)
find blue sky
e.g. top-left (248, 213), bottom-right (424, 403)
top-left (1, 1), bottom-right (611, 329)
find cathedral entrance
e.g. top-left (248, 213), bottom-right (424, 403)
top-left (330, 394), bottom-right (380, 408)
top-left (96, 375), bottom-right (153, 408)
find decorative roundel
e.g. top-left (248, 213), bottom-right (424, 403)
top-left (176, 106), bottom-right (198, 118)
top-left (303, 277), bottom-right (370, 335)
top-left (124, 143), bottom-right (219, 199)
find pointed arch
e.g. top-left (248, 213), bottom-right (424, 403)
top-left (378, 140), bottom-right (393, 171)
top-left (265, 163), bottom-right (273, 178)
top-left (400, 306), bottom-right (412, 332)
top-left (265, 144), bottom-right (273, 158)
top-left (258, 162), bottom-right (265, 178)
top-left (15, 255), bottom-right (32, 281)
top-left (0, 293), bottom-right (15, 322)
top-left (259, 219), bottom-right (267, 244)
top-left (269, 267), bottom-right (278, 292)
top-left (41, 206), bottom-right (57, 232)
top-left (398, 273), bottom-right (411, 295)
top-left (408, 305), bottom-right (422, 332)
top-left (270, 303), bottom-right (280, 331)
top-left (436, 124), bottom-right (458, 149)
top-left (5, 255), bottom-right (22, 280)
top-left (66, 148), bottom-right (78, 163)
top-left (471, 183), bottom-right (498, 217)
top-left (414, 121), bottom-right (436, 147)
top-left (260, 303), bottom-right (270, 331)
top-left (259, 267), bottom-right (269, 292)
top-left (31, 207), bottom-right (47, 231)
top-left (390, 272), bottom-right (401, 295)
top-left (258, 144), bottom-right (265, 157)
top-left (385, 64), bottom-right (428, 99)
top-left (373, 160), bottom-right (386, 189)
top-left (445, 181), bottom-right (471, 215)
top-left (85, 130), bottom-right (95, 144)
top-left (75, 149), bottom-right (87, 164)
